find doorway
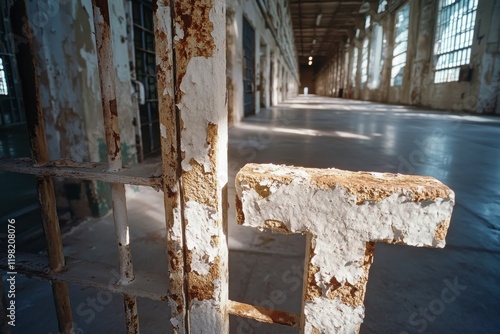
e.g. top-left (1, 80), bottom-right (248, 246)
top-left (243, 17), bottom-right (255, 117)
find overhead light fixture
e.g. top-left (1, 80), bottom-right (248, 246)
top-left (308, 56), bottom-right (313, 60)
top-left (316, 12), bottom-right (322, 26)
top-left (359, 2), bottom-right (370, 13)
top-left (312, 39), bottom-right (316, 45)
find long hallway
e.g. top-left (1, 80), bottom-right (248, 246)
top-left (227, 95), bottom-right (500, 333)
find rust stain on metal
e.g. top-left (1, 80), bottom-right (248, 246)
top-left (305, 263), bottom-right (322, 301)
top-left (52, 281), bottom-right (74, 334)
top-left (228, 300), bottom-right (300, 327)
top-left (264, 219), bottom-right (292, 234)
top-left (434, 219), bottom-right (450, 243)
top-left (238, 164), bottom-right (453, 205)
top-left (305, 241), bottom-right (321, 302)
top-left (173, 0), bottom-right (215, 93)
top-left (235, 195), bottom-right (245, 225)
top-left (186, 252), bottom-right (220, 301)
top-left (183, 123), bottom-right (219, 207)
top-left (183, 160), bottom-right (217, 206)
top-left (325, 242), bottom-right (375, 307)
top-left (92, 0), bottom-right (110, 23)
top-left (124, 294), bottom-right (139, 334)
top-left (109, 99), bottom-right (118, 116)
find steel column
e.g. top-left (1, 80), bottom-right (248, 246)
top-left (91, 0), bottom-right (138, 332)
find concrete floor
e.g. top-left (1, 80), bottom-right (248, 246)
top-left (3, 95), bottom-right (500, 333)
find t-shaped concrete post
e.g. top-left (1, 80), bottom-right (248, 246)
top-left (236, 163), bottom-right (455, 333)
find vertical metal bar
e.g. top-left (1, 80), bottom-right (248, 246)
top-left (154, 0), bottom-right (229, 332)
top-left (91, 1), bottom-right (138, 332)
top-left (153, 1), bottom-right (187, 332)
top-left (171, 0), bottom-right (229, 332)
top-left (9, 2), bottom-right (74, 333)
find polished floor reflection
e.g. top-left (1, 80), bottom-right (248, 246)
top-left (228, 95), bottom-right (500, 333)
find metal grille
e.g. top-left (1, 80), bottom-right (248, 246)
top-left (434, 0), bottom-right (478, 83)
top-left (132, 0), bottom-right (160, 158)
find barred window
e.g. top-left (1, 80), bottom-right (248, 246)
top-left (0, 58), bottom-right (8, 95)
top-left (434, 0), bottom-right (478, 83)
top-left (391, 3), bottom-right (410, 87)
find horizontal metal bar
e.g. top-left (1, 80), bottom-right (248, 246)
top-left (228, 300), bottom-right (300, 328)
top-left (0, 158), bottom-right (162, 189)
top-left (0, 252), bottom-right (168, 301)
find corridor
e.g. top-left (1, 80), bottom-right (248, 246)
top-left (9, 96), bottom-right (500, 333)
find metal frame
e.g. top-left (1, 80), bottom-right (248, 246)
top-left (433, 0), bottom-right (478, 83)
top-left (0, 1), bottom-right (456, 333)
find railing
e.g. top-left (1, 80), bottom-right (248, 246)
top-left (0, 1), bottom-right (454, 333)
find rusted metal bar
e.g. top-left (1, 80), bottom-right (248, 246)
top-left (0, 253), bottom-right (168, 301)
top-left (110, 183), bottom-right (134, 282)
top-left (52, 282), bottom-right (74, 334)
top-left (0, 158), bottom-right (162, 189)
top-left (153, 1), bottom-right (188, 332)
top-left (123, 294), bottom-right (139, 333)
top-left (228, 301), bottom-right (301, 327)
top-left (154, 0), bottom-right (229, 332)
top-left (91, 1), bottom-right (138, 332)
top-left (171, 0), bottom-right (229, 332)
top-left (9, 1), bottom-right (74, 333)
top-left (91, 0), bottom-right (122, 172)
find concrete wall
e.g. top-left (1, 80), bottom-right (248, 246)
top-left (25, 0), bottom-right (138, 217)
top-left (226, 0), bottom-right (299, 124)
top-left (315, 0), bottom-right (500, 114)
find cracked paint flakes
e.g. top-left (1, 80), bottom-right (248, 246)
top-left (185, 200), bottom-right (221, 276)
top-left (174, 0), bottom-right (226, 173)
top-left (236, 163), bottom-right (455, 333)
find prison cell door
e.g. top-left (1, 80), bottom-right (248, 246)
top-left (132, 0), bottom-right (160, 160)
top-left (243, 17), bottom-right (255, 117)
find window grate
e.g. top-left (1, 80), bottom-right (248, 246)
top-left (434, 0), bottom-right (478, 83)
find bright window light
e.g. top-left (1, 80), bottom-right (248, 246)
top-left (391, 3), bottom-right (410, 87)
top-left (378, 0), bottom-right (387, 13)
top-left (361, 38), bottom-right (369, 85)
top-left (352, 47), bottom-right (358, 87)
top-left (434, 0), bottom-right (478, 83)
top-left (0, 58), bottom-right (8, 96)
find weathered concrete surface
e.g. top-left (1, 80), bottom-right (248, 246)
top-left (236, 163), bottom-right (454, 333)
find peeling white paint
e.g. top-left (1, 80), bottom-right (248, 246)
top-left (178, 4), bottom-right (226, 173)
top-left (304, 298), bottom-right (364, 334)
top-left (185, 201), bottom-right (221, 275)
top-left (155, 6), bottom-right (174, 100)
top-left (174, 22), bottom-right (184, 41)
top-left (236, 163), bottom-right (455, 332)
top-left (160, 124), bottom-right (167, 138)
top-left (189, 299), bottom-right (222, 333)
